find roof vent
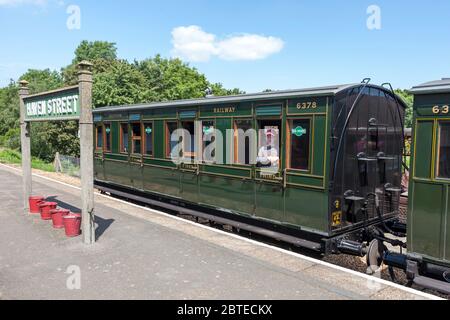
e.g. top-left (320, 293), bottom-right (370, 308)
top-left (205, 87), bottom-right (214, 98)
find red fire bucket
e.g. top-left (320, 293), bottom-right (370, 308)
top-left (50, 209), bottom-right (70, 229)
top-left (63, 213), bottom-right (82, 237)
top-left (29, 196), bottom-right (45, 214)
top-left (39, 202), bottom-right (58, 221)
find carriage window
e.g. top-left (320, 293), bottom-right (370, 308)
top-left (202, 121), bottom-right (215, 162)
top-left (287, 119), bottom-right (310, 170)
top-left (437, 122), bottom-right (450, 179)
top-left (96, 125), bottom-right (103, 150)
top-left (181, 121), bottom-right (195, 159)
top-left (120, 123), bottom-right (129, 153)
top-left (104, 123), bottom-right (111, 152)
top-left (165, 121), bottom-right (178, 158)
top-left (131, 123), bottom-right (142, 154)
top-left (257, 120), bottom-right (281, 169)
top-left (234, 119), bottom-right (254, 165)
top-left (143, 123), bottom-right (153, 156)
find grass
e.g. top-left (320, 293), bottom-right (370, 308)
top-left (0, 148), bottom-right (55, 172)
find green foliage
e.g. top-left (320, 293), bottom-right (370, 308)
top-left (0, 83), bottom-right (20, 136)
top-left (395, 89), bottom-right (413, 128)
top-left (0, 148), bottom-right (54, 172)
top-left (93, 59), bottom-right (153, 107)
top-left (73, 40), bottom-right (117, 64)
top-left (20, 69), bottom-right (63, 94)
top-left (209, 82), bottom-right (245, 96)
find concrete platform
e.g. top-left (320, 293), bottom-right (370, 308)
top-left (0, 164), bottom-right (439, 300)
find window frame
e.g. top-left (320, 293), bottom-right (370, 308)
top-left (142, 121), bottom-right (154, 157)
top-left (103, 122), bottom-right (112, 153)
top-left (286, 117), bottom-right (312, 173)
top-left (201, 119), bottom-right (216, 164)
top-left (435, 120), bottom-right (450, 180)
top-left (130, 122), bottom-right (143, 155)
top-left (95, 123), bottom-right (104, 151)
top-left (255, 117), bottom-right (283, 173)
top-left (119, 122), bottom-right (129, 154)
top-left (233, 118), bottom-right (254, 166)
top-left (165, 120), bottom-right (179, 159)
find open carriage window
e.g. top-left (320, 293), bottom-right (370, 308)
top-left (104, 123), bottom-right (111, 152)
top-left (96, 125), bottom-right (103, 150)
top-left (120, 123), bottom-right (129, 153)
top-left (131, 123), bottom-right (142, 154)
top-left (437, 122), bottom-right (450, 179)
top-left (165, 121), bottom-right (178, 159)
top-left (287, 119), bottom-right (310, 171)
top-left (234, 119), bottom-right (254, 165)
top-left (143, 123), bottom-right (153, 156)
top-left (202, 121), bottom-right (215, 163)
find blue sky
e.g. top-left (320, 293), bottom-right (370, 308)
top-left (1, 0), bottom-right (449, 92)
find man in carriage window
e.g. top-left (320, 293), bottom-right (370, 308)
top-left (257, 128), bottom-right (280, 169)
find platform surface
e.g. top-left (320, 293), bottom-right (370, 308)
top-left (0, 165), bottom-right (438, 300)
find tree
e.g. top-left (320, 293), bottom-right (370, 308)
top-left (395, 89), bottom-right (413, 128)
top-left (73, 40), bottom-right (117, 64)
top-left (209, 83), bottom-right (245, 96)
top-left (136, 55), bottom-right (209, 101)
top-left (93, 59), bottom-right (153, 107)
top-left (62, 41), bottom-right (118, 85)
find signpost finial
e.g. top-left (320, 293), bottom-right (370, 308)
top-left (19, 80), bottom-right (29, 88)
top-left (77, 60), bottom-right (93, 73)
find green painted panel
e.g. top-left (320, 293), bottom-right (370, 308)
top-left (94, 159), bottom-right (104, 181)
top-left (143, 166), bottom-right (180, 197)
top-left (111, 122), bottom-right (120, 154)
top-left (142, 108), bottom-right (177, 119)
top-left (104, 159), bottom-right (131, 187)
top-left (154, 120), bottom-right (165, 159)
top-left (313, 115), bottom-right (326, 176)
top-left (130, 163), bottom-right (143, 190)
top-left (446, 187), bottom-right (450, 262)
top-left (201, 165), bottom-right (251, 178)
top-left (256, 105), bottom-right (282, 116)
top-left (143, 158), bottom-right (177, 169)
top-left (200, 102), bottom-right (252, 118)
top-left (287, 96), bottom-right (329, 115)
top-left (216, 118), bottom-right (232, 162)
top-left (198, 175), bottom-right (254, 214)
top-left (284, 187), bottom-right (328, 232)
top-left (180, 171), bottom-right (198, 203)
top-left (104, 153), bottom-right (128, 161)
top-left (255, 182), bottom-right (284, 222)
top-left (410, 182), bottom-right (443, 259)
top-left (102, 112), bottom-right (128, 121)
top-left (286, 174), bottom-right (324, 188)
top-left (414, 121), bottom-right (433, 179)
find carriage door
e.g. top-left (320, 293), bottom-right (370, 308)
top-left (179, 111), bottom-right (200, 203)
top-left (254, 103), bottom-right (284, 222)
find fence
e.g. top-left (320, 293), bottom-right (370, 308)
top-left (54, 152), bottom-right (80, 177)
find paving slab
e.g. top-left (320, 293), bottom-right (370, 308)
top-left (0, 165), bottom-right (437, 300)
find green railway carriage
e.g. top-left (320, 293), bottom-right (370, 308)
top-left (92, 81), bottom-right (406, 254)
top-left (383, 79), bottom-right (450, 292)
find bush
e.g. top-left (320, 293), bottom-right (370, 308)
top-left (0, 128), bottom-right (21, 150)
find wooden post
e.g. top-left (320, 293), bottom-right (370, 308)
top-left (78, 61), bottom-right (95, 245)
top-left (19, 80), bottom-right (31, 214)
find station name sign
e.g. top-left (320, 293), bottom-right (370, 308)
top-left (23, 86), bottom-right (80, 122)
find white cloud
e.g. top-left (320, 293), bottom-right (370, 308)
top-left (0, 0), bottom-right (47, 6)
top-left (171, 25), bottom-right (284, 62)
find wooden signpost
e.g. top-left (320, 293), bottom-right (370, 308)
top-left (19, 61), bottom-right (95, 245)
